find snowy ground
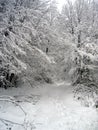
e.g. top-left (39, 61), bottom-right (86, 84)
top-left (0, 82), bottom-right (98, 130)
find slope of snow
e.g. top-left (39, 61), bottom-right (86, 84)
top-left (0, 82), bottom-right (98, 130)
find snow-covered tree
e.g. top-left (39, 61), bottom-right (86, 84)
top-left (60, 0), bottom-right (98, 44)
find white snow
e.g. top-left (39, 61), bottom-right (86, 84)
top-left (0, 82), bottom-right (98, 130)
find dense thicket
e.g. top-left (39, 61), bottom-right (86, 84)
top-left (0, 0), bottom-right (58, 88)
top-left (58, 0), bottom-right (98, 103)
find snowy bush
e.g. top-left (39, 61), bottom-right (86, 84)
top-left (68, 42), bottom-right (98, 106)
top-left (0, 65), bottom-right (18, 89)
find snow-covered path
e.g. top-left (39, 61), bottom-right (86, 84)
top-left (0, 82), bottom-right (98, 130)
top-left (32, 82), bottom-right (98, 130)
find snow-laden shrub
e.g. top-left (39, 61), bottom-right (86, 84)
top-left (69, 42), bottom-right (98, 106)
top-left (70, 42), bottom-right (98, 86)
top-left (0, 65), bottom-right (18, 89)
top-left (34, 71), bottom-right (53, 84)
top-left (73, 84), bottom-right (98, 107)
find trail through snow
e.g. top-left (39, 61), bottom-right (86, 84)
top-left (0, 82), bottom-right (98, 130)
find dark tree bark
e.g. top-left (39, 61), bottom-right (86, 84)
top-left (46, 47), bottom-right (48, 53)
top-left (78, 30), bottom-right (81, 43)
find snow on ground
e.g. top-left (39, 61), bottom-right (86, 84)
top-left (0, 82), bottom-right (98, 130)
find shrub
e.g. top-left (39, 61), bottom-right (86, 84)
top-left (0, 65), bottom-right (18, 89)
top-left (34, 72), bottom-right (53, 84)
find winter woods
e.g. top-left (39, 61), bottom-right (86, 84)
top-left (0, 1), bottom-right (98, 130)
top-left (0, 0), bottom-right (98, 102)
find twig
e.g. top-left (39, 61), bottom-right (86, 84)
top-left (0, 99), bottom-right (26, 116)
top-left (0, 95), bottom-right (15, 100)
top-left (0, 117), bottom-right (23, 126)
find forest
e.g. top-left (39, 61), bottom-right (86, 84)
top-left (0, 0), bottom-right (98, 130)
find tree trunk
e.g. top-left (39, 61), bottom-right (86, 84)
top-left (78, 30), bottom-right (81, 43)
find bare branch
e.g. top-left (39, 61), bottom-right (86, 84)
top-left (0, 98), bottom-right (27, 116)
